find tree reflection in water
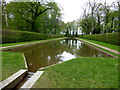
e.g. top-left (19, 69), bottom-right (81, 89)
top-left (5, 39), bottom-right (112, 72)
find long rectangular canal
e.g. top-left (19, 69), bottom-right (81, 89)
top-left (3, 39), bottom-right (112, 72)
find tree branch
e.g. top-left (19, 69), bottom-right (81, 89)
top-left (37, 8), bottom-right (52, 16)
top-left (17, 9), bottom-right (32, 24)
top-left (22, 3), bottom-right (36, 15)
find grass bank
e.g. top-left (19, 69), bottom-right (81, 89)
top-left (2, 37), bottom-right (66, 47)
top-left (1, 37), bottom-right (66, 81)
top-left (77, 38), bottom-right (119, 57)
top-left (33, 57), bottom-right (118, 88)
top-left (79, 38), bottom-right (119, 52)
top-left (1, 51), bottom-right (25, 82)
top-left (1, 37), bottom-right (67, 50)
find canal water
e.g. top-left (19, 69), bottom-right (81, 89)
top-left (4, 39), bottom-right (112, 72)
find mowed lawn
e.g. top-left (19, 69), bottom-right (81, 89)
top-left (78, 38), bottom-right (119, 57)
top-left (79, 38), bottom-right (119, 52)
top-left (1, 51), bottom-right (25, 81)
top-left (33, 57), bottom-right (118, 88)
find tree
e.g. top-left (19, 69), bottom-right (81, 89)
top-left (78, 0), bottom-right (119, 35)
top-left (6, 1), bottom-right (55, 32)
top-left (5, 1), bottom-right (63, 34)
top-left (48, 3), bottom-right (62, 34)
top-left (2, 1), bottom-right (8, 28)
top-left (88, 0), bottom-right (98, 34)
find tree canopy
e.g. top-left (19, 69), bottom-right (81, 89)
top-left (77, 0), bottom-right (120, 35)
top-left (2, 1), bottom-right (65, 34)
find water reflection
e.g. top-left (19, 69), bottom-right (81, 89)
top-left (57, 51), bottom-right (76, 62)
top-left (4, 39), bottom-right (112, 72)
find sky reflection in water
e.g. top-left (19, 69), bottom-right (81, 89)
top-left (5, 39), bottom-right (112, 72)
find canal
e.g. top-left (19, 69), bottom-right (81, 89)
top-left (3, 39), bottom-right (112, 72)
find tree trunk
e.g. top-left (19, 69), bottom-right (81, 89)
top-left (2, 2), bottom-right (8, 28)
top-left (118, 2), bottom-right (120, 32)
top-left (97, 14), bottom-right (101, 34)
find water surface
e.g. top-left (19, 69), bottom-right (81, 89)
top-left (4, 39), bottom-right (112, 72)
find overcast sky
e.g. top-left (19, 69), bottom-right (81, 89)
top-left (54, 0), bottom-right (116, 23)
top-left (5, 0), bottom-right (117, 23)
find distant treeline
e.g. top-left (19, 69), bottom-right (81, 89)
top-left (65, 1), bottom-right (120, 36)
top-left (78, 0), bottom-right (120, 35)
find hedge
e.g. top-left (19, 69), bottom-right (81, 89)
top-left (2, 29), bottom-right (64, 44)
top-left (79, 33), bottom-right (120, 45)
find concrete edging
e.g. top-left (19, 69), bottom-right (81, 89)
top-left (76, 38), bottom-right (118, 58)
top-left (0, 69), bottom-right (27, 89)
top-left (1, 37), bottom-right (68, 50)
top-left (20, 71), bottom-right (44, 89)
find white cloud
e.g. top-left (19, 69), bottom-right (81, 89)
top-left (5, 0), bottom-right (116, 23)
top-left (54, 0), bottom-right (116, 23)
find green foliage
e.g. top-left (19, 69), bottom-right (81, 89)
top-left (79, 33), bottom-right (119, 45)
top-left (79, 17), bottom-right (92, 34)
top-left (3, 1), bottom-right (64, 34)
top-left (78, 1), bottom-right (119, 34)
top-left (2, 29), bottom-right (64, 44)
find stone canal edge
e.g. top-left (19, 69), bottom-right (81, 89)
top-left (76, 37), bottom-right (120, 56)
top-left (0, 37), bottom-right (68, 50)
top-left (1, 37), bottom-right (119, 89)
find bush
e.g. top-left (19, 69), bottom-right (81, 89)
top-left (2, 29), bottom-right (64, 44)
top-left (79, 33), bottom-right (120, 45)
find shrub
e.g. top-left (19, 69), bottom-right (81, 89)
top-left (79, 33), bottom-right (120, 45)
top-left (2, 29), bottom-right (64, 44)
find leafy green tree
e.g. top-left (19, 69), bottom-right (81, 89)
top-left (4, 1), bottom-right (63, 35)
top-left (6, 1), bottom-right (55, 32)
top-left (78, 0), bottom-right (119, 35)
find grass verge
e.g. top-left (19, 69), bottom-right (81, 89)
top-left (80, 38), bottom-right (119, 52)
top-left (2, 37), bottom-right (66, 47)
top-left (1, 37), bottom-right (67, 50)
top-left (1, 51), bottom-right (25, 82)
top-left (78, 38), bottom-right (119, 57)
top-left (32, 57), bottom-right (118, 88)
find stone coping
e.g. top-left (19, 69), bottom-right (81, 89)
top-left (76, 38), bottom-right (119, 57)
top-left (20, 71), bottom-right (44, 89)
top-left (0, 69), bottom-right (27, 89)
top-left (1, 37), bottom-right (68, 50)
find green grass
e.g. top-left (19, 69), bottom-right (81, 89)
top-left (79, 38), bottom-right (119, 57)
top-left (1, 37), bottom-right (65, 47)
top-left (2, 40), bottom-right (43, 47)
top-left (1, 51), bottom-right (25, 81)
top-left (1, 37), bottom-right (66, 81)
top-left (0, 51), bottom-right (2, 82)
top-left (32, 57), bottom-right (118, 88)
top-left (80, 38), bottom-right (120, 52)
top-left (1, 37), bottom-right (67, 51)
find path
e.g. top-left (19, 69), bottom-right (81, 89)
top-left (76, 38), bottom-right (120, 55)
top-left (0, 37), bottom-right (67, 50)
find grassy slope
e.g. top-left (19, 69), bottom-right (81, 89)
top-left (1, 37), bottom-right (64, 47)
top-left (1, 51), bottom-right (25, 81)
top-left (1, 37), bottom-right (66, 81)
top-left (33, 57), bottom-right (118, 88)
top-left (79, 38), bottom-right (119, 57)
top-left (80, 38), bottom-right (119, 52)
